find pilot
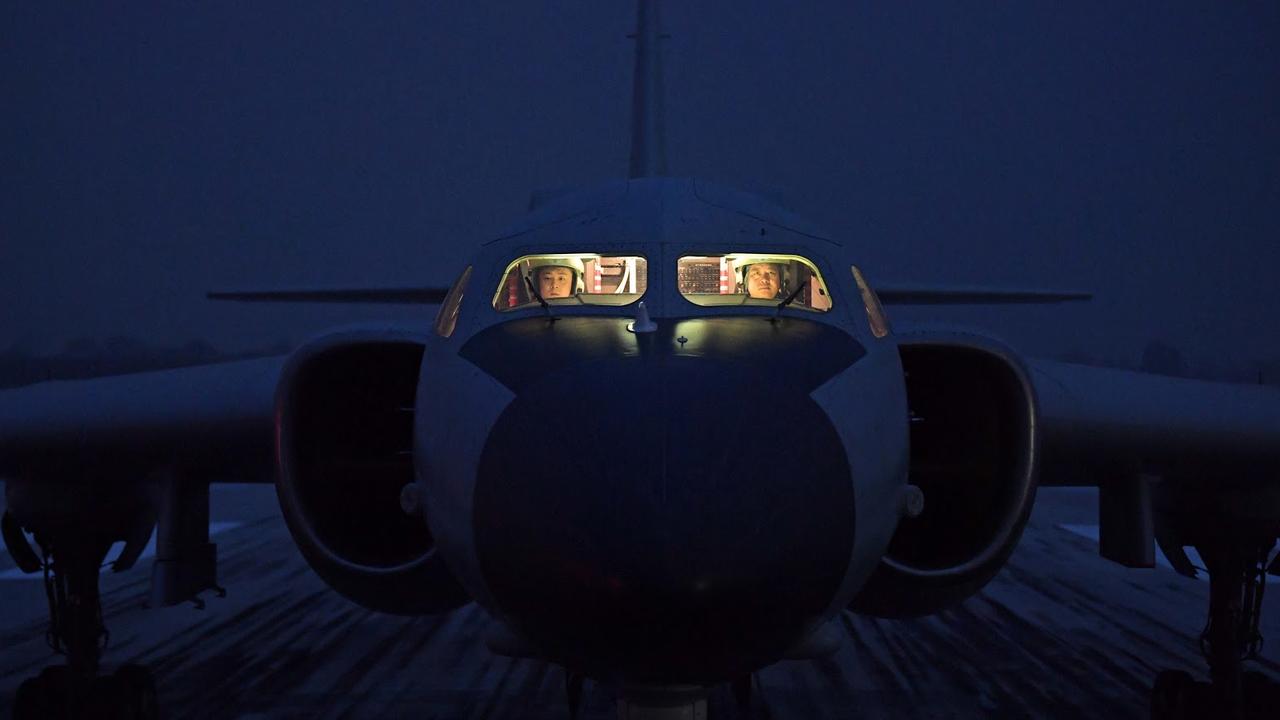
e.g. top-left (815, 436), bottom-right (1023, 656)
top-left (741, 261), bottom-right (782, 300)
top-left (528, 257), bottom-right (585, 300)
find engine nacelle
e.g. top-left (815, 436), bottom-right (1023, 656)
top-left (274, 329), bottom-right (469, 615)
top-left (851, 334), bottom-right (1039, 618)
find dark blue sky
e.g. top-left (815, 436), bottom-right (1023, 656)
top-left (3, 2), bottom-right (1278, 377)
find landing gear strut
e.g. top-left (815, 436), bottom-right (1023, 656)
top-left (1150, 536), bottom-right (1280, 720)
top-left (0, 471), bottom-right (220, 719)
top-left (12, 537), bottom-right (159, 720)
top-left (1147, 480), bottom-right (1280, 720)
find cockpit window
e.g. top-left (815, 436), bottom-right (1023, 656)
top-left (492, 254), bottom-right (648, 311)
top-left (677, 254), bottom-right (832, 312)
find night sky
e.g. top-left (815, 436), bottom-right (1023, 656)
top-left (3, 2), bottom-right (1278, 377)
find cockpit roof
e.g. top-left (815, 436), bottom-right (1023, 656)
top-left (483, 177), bottom-right (841, 250)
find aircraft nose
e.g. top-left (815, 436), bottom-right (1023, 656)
top-left (472, 355), bottom-right (855, 682)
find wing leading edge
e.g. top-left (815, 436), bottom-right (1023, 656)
top-left (207, 287), bottom-right (448, 304)
top-left (0, 355), bottom-right (285, 479)
top-left (876, 285), bottom-right (1091, 305)
top-left (1031, 358), bottom-right (1280, 486)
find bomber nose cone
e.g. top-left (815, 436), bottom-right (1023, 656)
top-left (473, 355), bottom-right (855, 682)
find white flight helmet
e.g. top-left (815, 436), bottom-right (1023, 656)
top-left (526, 256), bottom-right (587, 296)
top-left (731, 256), bottom-right (792, 298)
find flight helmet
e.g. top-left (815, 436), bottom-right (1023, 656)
top-left (732, 256), bottom-right (792, 299)
top-left (526, 256), bottom-right (587, 297)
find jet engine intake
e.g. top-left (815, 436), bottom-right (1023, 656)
top-left (851, 336), bottom-right (1039, 617)
top-left (274, 330), bottom-right (468, 614)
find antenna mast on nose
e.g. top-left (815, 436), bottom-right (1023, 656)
top-left (628, 0), bottom-right (667, 178)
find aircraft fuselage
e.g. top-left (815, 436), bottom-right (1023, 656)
top-left (415, 177), bottom-right (910, 683)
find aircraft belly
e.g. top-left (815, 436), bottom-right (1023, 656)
top-left (469, 352), bottom-right (855, 682)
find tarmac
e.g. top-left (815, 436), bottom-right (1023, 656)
top-left (1, 484), bottom-right (1278, 719)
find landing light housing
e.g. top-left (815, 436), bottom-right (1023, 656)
top-left (434, 265), bottom-right (472, 338)
top-left (851, 266), bottom-right (890, 338)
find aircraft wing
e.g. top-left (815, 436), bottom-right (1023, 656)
top-left (1030, 358), bottom-right (1280, 486)
top-left (207, 286), bottom-right (448, 304)
top-left (0, 355), bottom-right (286, 480)
top-left (875, 285), bottom-right (1091, 305)
top-left (5, 348), bottom-right (1277, 486)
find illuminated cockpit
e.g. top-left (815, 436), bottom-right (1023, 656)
top-left (493, 254), bottom-right (648, 311)
top-left (491, 252), bottom-right (835, 313)
top-left (677, 254), bottom-right (832, 311)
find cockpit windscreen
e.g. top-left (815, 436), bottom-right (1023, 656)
top-left (677, 254), bottom-right (832, 311)
top-left (493, 254), bottom-right (648, 311)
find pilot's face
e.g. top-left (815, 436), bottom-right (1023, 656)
top-left (745, 263), bottom-right (781, 299)
top-left (538, 267), bottom-right (574, 299)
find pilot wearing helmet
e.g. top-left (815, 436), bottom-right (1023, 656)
top-left (527, 257), bottom-right (586, 300)
top-left (737, 260), bottom-right (784, 300)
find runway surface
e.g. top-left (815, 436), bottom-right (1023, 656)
top-left (2, 484), bottom-right (1278, 719)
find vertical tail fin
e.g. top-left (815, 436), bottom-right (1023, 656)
top-left (628, 0), bottom-right (667, 178)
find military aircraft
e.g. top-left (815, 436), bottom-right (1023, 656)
top-left (3, 2), bottom-right (1280, 718)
